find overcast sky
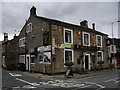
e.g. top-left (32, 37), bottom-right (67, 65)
top-left (0, 1), bottom-right (119, 41)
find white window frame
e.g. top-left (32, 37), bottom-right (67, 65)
top-left (97, 51), bottom-right (103, 61)
top-left (64, 49), bottom-right (74, 64)
top-left (96, 35), bottom-right (102, 47)
top-left (83, 53), bottom-right (91, 70)
top-left (64, 28), bottom-right (73, 44)
top-left (82, 32), bottom-right (90, 46)
top-left (26, 23), bottom-right (32, 33)
top-left (19, 55), bottom-right (25, 63)
top-left (31, 55), bottom-right (35, 64)
top-left (19, 37), bottom-right (26, 47)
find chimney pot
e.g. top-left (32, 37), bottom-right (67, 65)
top-left (92, 23), bottom-right (95, 30)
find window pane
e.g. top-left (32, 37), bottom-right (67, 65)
top-left (97, 36), bottom-right (101, 46)
top-left (65, 30), bottom-right (71, 43)
top-left (65, 51), bottom-right (72, 62)
top-left (97, 52), bottom-right (102, 61)
top-left (84, 33), bottom-right (89, 45)
top-left (31, 57), bottom-right (35, 63)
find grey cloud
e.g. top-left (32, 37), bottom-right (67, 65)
top-left (1, 2), bottom-right (118, 40)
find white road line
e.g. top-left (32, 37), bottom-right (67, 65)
top-left (84, 82), bottom-right (105, 89)
top-left (115, 80), bottom-right (120, 83)
top-left (9, 73), bottom-right (22, 77)
top-left (16, 78), bottom-right (40, 86)
top-left (105, 77), bottom-right (120, 82)
top-left (81, 85), bottom-right (92, 88)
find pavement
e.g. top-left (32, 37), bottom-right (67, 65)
top-left (18, 69), bottom-right (119, 82)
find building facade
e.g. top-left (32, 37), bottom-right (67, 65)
top-left (2, 33), bottom-right (19, 70)
top-left (18, 6), bottom-right (110, 74)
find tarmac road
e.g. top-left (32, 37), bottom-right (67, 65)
top-left (2, 69), bottom-right (120, 90)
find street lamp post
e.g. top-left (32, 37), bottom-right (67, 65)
top-left (111, 20), bottom-right (120, 64)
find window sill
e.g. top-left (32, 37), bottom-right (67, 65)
top-left (31, 63), bottom-right (35, 64)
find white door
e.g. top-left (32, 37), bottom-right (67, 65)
top-left (84, 54), bottom-right (91, 70)
top-left (26, 55), bottom-right (30, 71)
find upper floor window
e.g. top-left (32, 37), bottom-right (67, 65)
top-left (64, 28), bottom-right (73, 44)
top-left (96, 35), bottom-right (102, 47)
top-left (83, 32), bottom-right (90, 46)
top-left (19, 37), bottom-right (26, 47)
top-left (26, 23), bottom-right (32, 33)
top-left (97, 51), bottom-right (103, 61)
top-left (43, 31), bottom-right (50, 46)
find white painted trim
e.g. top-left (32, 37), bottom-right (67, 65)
top-left (64, 49), bottom-right (74, 67)
top-left (97, 51), bottom-right (103, 61)
top-left (26, 54), bottom-right (31, 71)
top-left (31, 55), bottom-right (35, 64)
top-left (83, 53), bottom-right (91, 70)
top-left (82, 32), bottom-right (90, 46)
top-left (64, 28), bottom-right (73, 44)
top-left (19, 37), bottom-right (26, 47)
top-left (26, 23), bottom-right (32, 33)
top-left (19, 55), bottom-right (25, 63)
top-left (96, 35), bottom-right (102, 47)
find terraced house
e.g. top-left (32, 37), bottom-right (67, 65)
top-left (18, 6), bottom-right (109, 74)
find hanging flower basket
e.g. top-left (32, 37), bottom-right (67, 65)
top-left (97, 61), bottom-right (104, 64)
top-left (64, 61), bottom-right (74, 66)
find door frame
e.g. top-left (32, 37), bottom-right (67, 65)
top-left (83, 53), bottom-right (91, 70)
top-left (26, 54), bottom-right (31, 71)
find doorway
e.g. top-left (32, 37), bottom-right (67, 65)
top-left (84, 54), bottom-right (90, 70)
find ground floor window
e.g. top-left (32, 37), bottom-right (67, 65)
top-left (19, 55), bottom-right (25, 63)
top-left (31, 55), bottom-right (35, 64)
top-left (2, 56), bottom-right (6, 67)
top-left (64, 49), bottom-right (74, 63)
top-left (97, 51), bottom-right (103, 61)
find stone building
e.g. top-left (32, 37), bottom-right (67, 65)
top-left (2, 33), bottom-right (19, 70)
top-left (18, 6), bottom-right (109, 74)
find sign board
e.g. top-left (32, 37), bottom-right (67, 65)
top-left (37, 45), bottom-right (51, 52)
top-left (59, 44), bottom-right (72, 49)
top-left (38, 52), bottom-right (51, 64)
top-left (112, 59), bottom-right (117, 65)
top-left (52, 38), bottom-right (55, 54)
top-left (110, 45), bottom-right (117, 53)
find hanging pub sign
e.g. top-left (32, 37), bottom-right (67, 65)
top-left (110, 45), bottom-right (117, 53)
top-left (52, 38), bottom-right (55, 54)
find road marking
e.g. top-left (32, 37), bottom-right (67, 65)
top-left (84, 82), bottom-right (105, 90)
top-left (76, 73), bottom-right (108, 81)
top-left (115, 80), bottom-right (120, 83)
top-left (81, 85), bottom-right (92, 88)
top-left (105, 77), bottom-right (120, 83)
top-left (16, 78), bottom-right (40, 86)
top-left (9, 73), bottom-right (22, 77)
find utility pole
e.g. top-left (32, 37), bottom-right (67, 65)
top-left (111, 21), bottom-right (120, 64)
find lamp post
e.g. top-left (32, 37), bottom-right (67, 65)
top-left (111, 20), bottom-right (120, 64)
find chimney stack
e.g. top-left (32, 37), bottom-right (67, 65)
top-left (30, 6), bottom-right (36, 16)
top-left (80, 20), bottom-right (88, 28)
top-left (4, 33), bottom-right (8, 42)
top-left (92, 23), bottom-right (95, 30)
